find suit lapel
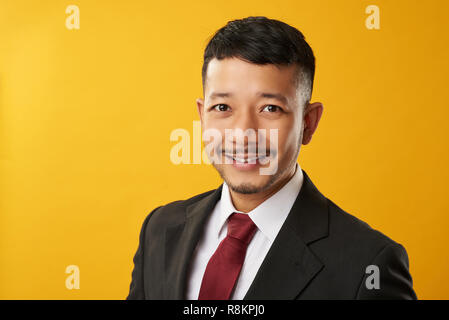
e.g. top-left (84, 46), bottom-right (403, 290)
top-left (244, 169), bottom-right (329, 299)
top-left (163, 186), bottom-right (223, 299)
top-left (243, 225), bottom-right (323, 299)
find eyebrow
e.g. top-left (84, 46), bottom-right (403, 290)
top-left (208, 91), bottom-right (289, 105)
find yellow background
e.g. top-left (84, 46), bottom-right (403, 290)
top-left (1, 0), bottom-right (448, 299)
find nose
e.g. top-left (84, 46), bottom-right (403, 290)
top-left (229, 107), bottom-right (259, 149)
top-left (235, 106), bottom-right (258, 129)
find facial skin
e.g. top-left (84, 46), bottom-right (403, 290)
top-left (197, 57), bottom-right (323, 212)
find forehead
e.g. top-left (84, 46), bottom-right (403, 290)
top-left (204, 57), bottom-right (299, 99)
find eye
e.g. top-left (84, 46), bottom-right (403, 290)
top-left (262, 105), bottom-right (282, 113)
top-left (211, 104), bottom-right (230, 112)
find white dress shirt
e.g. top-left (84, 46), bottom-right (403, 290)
top-left (186, 163), bottom-right (304, 300)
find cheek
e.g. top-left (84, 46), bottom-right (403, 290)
top-left (278, 132), bottom-right (297, 155)
top-left (267, 120), bottom-right (300, 155)
top-left (201, 124), bottom-right (225, 156)
top-left (204, 118), bottom-right (228, 134)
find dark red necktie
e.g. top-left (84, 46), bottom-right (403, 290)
top-left (198, 212), bottom-right (258, 300)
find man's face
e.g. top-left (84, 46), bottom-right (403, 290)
top-left (197, 57), bottom-right (305, 194)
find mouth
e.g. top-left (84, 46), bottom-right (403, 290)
top-left (222, 151), bottom-right (272, 167)
top-left (224, 153), bottom-right (266, 163)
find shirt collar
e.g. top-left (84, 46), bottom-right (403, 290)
top-left (217, 163), bottom-right (304, 242)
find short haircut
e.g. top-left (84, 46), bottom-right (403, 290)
top-left (201, 16), bottom-right (316, 108)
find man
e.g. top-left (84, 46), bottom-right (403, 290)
top-left (127, 16), bottom-right (417, 300)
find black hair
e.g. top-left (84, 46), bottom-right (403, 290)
top-left (201, 16), bottom-right (316, 106)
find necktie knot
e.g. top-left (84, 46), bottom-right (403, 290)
top-left (227, 212), bottom-right (257, 245)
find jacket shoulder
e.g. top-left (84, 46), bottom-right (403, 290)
top-left (306, 197), bottom-right (415, 299)
top-left (324, 198), bottom-right (401, 254)
top-left (142, 188), bottom-right (218, 234)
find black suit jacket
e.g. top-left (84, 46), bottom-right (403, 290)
top-left (126, 169), bottom-right (417, 300)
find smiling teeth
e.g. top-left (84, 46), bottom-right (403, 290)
top-left (224, 153), bottom-right (268, 163)
top-left (235, 157), bottom-right (256, 163)
top-left (232, 156), bottom-right (265, 163)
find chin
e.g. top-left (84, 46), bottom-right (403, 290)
top-left (220, 169), bottom-right (278, 195)
top-left (227, 181), bottom-right (266, 194)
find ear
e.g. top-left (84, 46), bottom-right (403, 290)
top-left (302, 102), bottom-right (323, 145)
top-left (196, 98), bottom-right (205, 129)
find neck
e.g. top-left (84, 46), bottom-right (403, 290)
top-left (229, 165), bottom-right (297, 213)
